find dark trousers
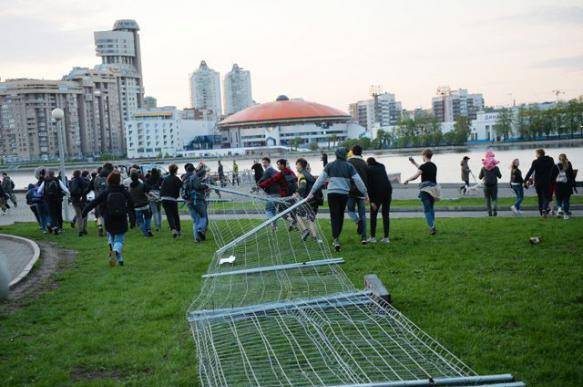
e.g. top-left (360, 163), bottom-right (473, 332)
top-left (370, 196), bottom-right (391, 238)
top-left (556, 183), bottom-right (572, 214)
top-left (162, 200), bottom-right (181, 232)
top-left (483, 185), bottom-right (498, 215)
top-left (328, 193), bottom-right (348, 240)
top-left (48, 199), bottom-right (63, 230)
top-left (535, 184), bottom-right (551, 215)
top-left (29, 204), bottom-right (40, 224)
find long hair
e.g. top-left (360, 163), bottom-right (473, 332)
top-left (558, 153), bottom-right (569, 170)
top-left (510, 158), bottom-right (519, 171)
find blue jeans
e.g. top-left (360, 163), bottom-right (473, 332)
top-left (511, 185), bottom-right (524, 210)
top-left (135, 207), bottom-right (152, 236)
top-left (107, 232), bottom-right (125, 262)
top-left (347, 197), bottom-right (367, 239)
top-left (265, 198), bottom-right (277, 218)
top-left (419, 191), bottom-right (435, 229)
top-left (150, 201), bottom-right (162, 230)
top-left (188, 201), bottom-right (208, 240)
top-left (36, 201), bottom-right (50, 231)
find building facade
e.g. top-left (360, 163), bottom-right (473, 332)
top-left (220, 96), bottom-right (366, 148)
top-left (94, 19), bottom-right (144, 123)
top-left (63, 67), bottom-right (124, 157)
top-left (125, 107), bottom-right (218, 158)
top-left (0, 79), bottom-right (84, 161)
top-left (190, 61), bottom-right (222, 117)
top-left (223, 64), bottom-right (253, 115)
top-left (349, 92), bottom-right (402, 132)
top-left (432, 87), bottom-right (484, 122)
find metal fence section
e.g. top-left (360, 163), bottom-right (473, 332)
top-left (187, 185), bottom-right (523, 386)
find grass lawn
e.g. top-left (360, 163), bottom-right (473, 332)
top-left (182, 194), bottom-right (583, 212)
top-left (1, 217), bottom-right (582, 386)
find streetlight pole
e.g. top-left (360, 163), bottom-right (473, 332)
top-left (51, 108), bottom-right (70, 222)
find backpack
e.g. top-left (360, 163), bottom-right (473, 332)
top-left (283, 170), bottom-right (298, 196)
top-left (95, 175), bottom-right (107, 194)
top-left (69, 178), bottom-right (85, 197)
top-left (556, 164), bottom-right (568, 183)
top-left (30, 186), bottom-right (43, 204)
top-left (303, 173), bottom-right (324, 205)
top-left (106, 190), bottom-right (127, 219)
top-left (46, 179), bottom-right (63, 199)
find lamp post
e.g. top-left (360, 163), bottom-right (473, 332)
top-left (51, 108), bottom-right (70, 222)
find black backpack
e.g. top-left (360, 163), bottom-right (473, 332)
top-left (106, 190), bottom-right (127, 219)
top-left (283, 170), bottom-right (298, 196)
top-left (304, 173), bottom-right (324, 205)
top-left (69, 178), bottom-right (85, 197)
top-left (46, 179), bottom-right (63, 199)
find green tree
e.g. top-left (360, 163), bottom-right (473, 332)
top-left (330, 134), bottom-right (338, 148)
top-left (516, 106), bottom-right (529, 139)
top-left (494, 108), bottom-right (513, 140)
top-left (290, 137), bottom-right (302, 151)
top-left (308, 142), bottom-right (319, 151)
top-left (452, 116), bottom-right (471, 145)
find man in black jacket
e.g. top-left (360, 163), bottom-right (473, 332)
top-left (347, 145), bottom-right (369, 244)
top-left (524, 149), bottom-right (555, 216)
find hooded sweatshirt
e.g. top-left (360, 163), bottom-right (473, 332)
top-left (258, 167), bottom-right (297, 197)
top-left (310, 148), bottom-right (367, 196)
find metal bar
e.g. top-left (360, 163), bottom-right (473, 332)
top-left (202, 258), bottom-right (344, 278)
top-left (188, 290), bottom-right (373, 323)
top-left (208, 184), bottom-right (288, 204)
top-left (215, 197), bottom-right (309, 256)
top-left (473, 383), bottom-right (525, 387)
top-left (332, 374), bottom-right (517, 387)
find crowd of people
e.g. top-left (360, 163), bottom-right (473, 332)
top-left (2, 145), bottom-right (578, 265)
top-left (459, 148), bottom-right (578, 219)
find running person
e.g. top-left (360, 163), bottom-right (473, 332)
top-left (403, 149), bottom-right (439, 235)
top-left (366, 157), bottom-right (392, 244)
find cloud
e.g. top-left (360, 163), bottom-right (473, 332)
top-left (497, 5), bottom-right (583, 25)
top-left (533, 55), bottom-right (583, 71)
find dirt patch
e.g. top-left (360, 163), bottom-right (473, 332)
top-left (1, 241), bottom-right (76, 311)
top-left (70, 366), bottom-right (152, 381)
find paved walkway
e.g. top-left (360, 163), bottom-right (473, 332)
top-left (0, 234), bottom-right (40, 287)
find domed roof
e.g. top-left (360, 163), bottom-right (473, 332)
top-left (219, 97), bottom-right (351, 127)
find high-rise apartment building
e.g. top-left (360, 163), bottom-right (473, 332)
top-left (190, 61), bottom-right (222, 117)
top-left (94, 19), bottom-right (144, 123)
top-left (349, 92), bottom-right (402, 131)
top-left (432, 87), bottom-right (484, 122)
top-left (223, 64), bottom-right (253, 115)
top-left (62, 67), bottom-right (124, 157)
top-left (0, 79), bottom-right (84, 161)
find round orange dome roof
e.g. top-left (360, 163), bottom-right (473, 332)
top-left (219, 97), bottom-right (351, 127)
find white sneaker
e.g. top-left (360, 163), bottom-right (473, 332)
top-left (564, 214), bottom-right (570, 220)
top-left (510, 205), bottom-right (518, 215)
top-left (557, 208), bottom-right (563, 218)
top-left (367, 237), bottom-right (377, 244)
top-left (380, 237), bottom-right (390, 244)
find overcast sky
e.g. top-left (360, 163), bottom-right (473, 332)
top-left (1, 0), bottom-right (582, 111)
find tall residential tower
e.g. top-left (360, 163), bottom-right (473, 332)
top-left (223, 63), bottom-right (253, 115)
top-left (94, 19), bottom-right (145, 123)
top-left (190, 61), bottom-right (222, 117)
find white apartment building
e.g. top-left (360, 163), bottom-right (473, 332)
top-left (190, 61), bottom-right (222, 117)
top-left (432, 87), bottom-right (484, 122)
top-left (125, 107), bottom-right (218, 158)
top-left (349, 92), bottom-right (403, 132)
top-left (223, 64), bottom-right (253, 115)
top-left (94, 19), bottom-right (144, 125)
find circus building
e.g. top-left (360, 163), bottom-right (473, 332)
top-left (218, 95), bottom-right (366, 148)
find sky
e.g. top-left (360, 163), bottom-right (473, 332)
top-left (1, 0), bottom-right (582, 112)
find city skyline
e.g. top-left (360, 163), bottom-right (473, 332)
top-left (1, 0), bottom-right (582, 112)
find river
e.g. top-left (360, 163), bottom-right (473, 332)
top-left (5, 145), bottom-right (582, 189)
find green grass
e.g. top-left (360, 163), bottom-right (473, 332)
top-left (181, 194), bottom-right (583, 213)
top-left (1, 217), bottom-right (582, 386)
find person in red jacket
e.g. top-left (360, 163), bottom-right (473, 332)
top-left (258, 159), bottom-right (298, 197)
top-left (257, 159), bottom-right (298, 230)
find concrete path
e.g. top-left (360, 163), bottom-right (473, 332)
top-left (0, 234), bottom-right (40, 287)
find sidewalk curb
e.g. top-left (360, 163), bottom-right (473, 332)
top-left (0, 234), bottom-right (41, 288)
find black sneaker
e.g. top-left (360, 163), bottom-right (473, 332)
top-left (301, 229), bottom-right (310, 241)
top-left (333, 239), bottom-right (341, 252)
top-left (147, 231), bottom-right (154, 237)
top-left (361, 239), bottom-right (368, 245)
top-left (98, 227), bottom-right (104, 237)
top-left (78, 232), bottom-right (83, 237)
top-left (430, 228), bottom-right (437, 235)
